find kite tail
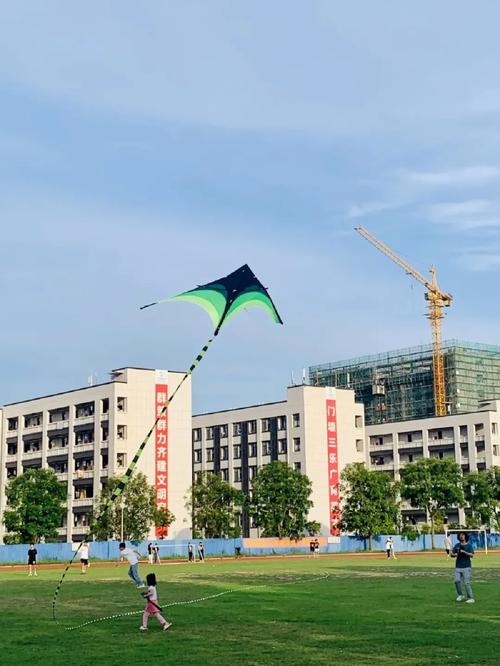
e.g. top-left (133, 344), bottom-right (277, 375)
top-left (52, 541), bottom-right (84, 622)
top-left (52, 336), bottom-right (215, 621)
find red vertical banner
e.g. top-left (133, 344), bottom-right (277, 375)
top-left (326, 395), bottom-right (340, 536)
top-left (155, 383), bottom-right (168, 537)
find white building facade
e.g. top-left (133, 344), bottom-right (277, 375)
top-left (192, 385), bottom-right (366, 537)
top-left (0, 368), bottom-right (192, 542)
top-left (366, 399), bottom-right (500, 524)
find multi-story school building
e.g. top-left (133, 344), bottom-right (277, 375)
top-left (192, 385), bottom-right (366, 537)
top-left (0, 368), bottom-right (192, 542)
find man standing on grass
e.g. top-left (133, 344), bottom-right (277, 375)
top-left (451, 532), bottom-right (475, 604)
top-left (27, 544), bottom-right (37, 576)
top-left (119, 542), bottom-right (145, 588)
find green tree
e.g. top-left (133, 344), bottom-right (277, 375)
top-left (186, 472), bottom-right (244, 538)
top-left (249, 461), bottom-right (314, 539)
top-left (91, 472), bottom-right (175, 541)
top-left (464, 467), bottom-right (500, 529)
top-left (3, 468), bottom-right (66, 543)
top-left (400, 458), bottom-right (464, 548)
top-left (339, 463), bottom-right (399, 549)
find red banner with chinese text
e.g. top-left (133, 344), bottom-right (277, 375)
top-left (326, 396), bottom-right (340, 536)
top-left (155, 383), bottom-right (168, 537)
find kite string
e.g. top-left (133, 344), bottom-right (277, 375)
top-left (63, 572), bottom-right (330, 631)
top-left (52, 335), bottom-right (215, 621)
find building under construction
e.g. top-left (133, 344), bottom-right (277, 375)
top-left (309, 340), bottom-right (500, 425)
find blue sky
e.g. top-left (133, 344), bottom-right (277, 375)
top-left (1, 2), bottom-right (500, 412)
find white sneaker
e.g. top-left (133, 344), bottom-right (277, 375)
top-left (456, 595), bottom-right (464, 602)
top-left (163, 622), bottom-right (172, 631)
top-left (466, 598), bottom-right (475, 604)
top-left (139, 626), bottom-right (147, 631)
top-left (28, 573), bottom-right (32, 576)
top-left (34, 572), bottom-right (37, 576)
top-left (137, 583), bottom-right (146, 588)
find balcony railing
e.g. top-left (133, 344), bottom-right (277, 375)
top-left (369, 441), bottom-right (393, 451)
top-left (48, 420), bottom-right (69, 431)
top-left (72, 498), bottom-right (93, 507)
top-left (428, 437), bottom-right (455, 447)
top-left (397, 440), bottom-right (424, 449)
top-left (22, 450), bottom-right (42, 460)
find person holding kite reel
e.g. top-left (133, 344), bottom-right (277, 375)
top-left (140, 572), bottom-right (172, 632)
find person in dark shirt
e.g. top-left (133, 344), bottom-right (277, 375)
top-left (451, 532), bottom-right (475, 603)
top-left (28, 544), bottom-right (38, 577)
top-left (198, 541), bottom-right (205, 562)
top-left (188, 542), bottom-right (194, 563)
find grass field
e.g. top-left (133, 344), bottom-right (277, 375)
top-left (1, 553), bottom-right (499, 665)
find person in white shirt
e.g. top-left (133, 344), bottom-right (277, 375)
top-left (140, 572), bottom-right (172, 632)
top-left (385, 537), bottom-right (397, 560)
top-left (119, 542), bottom-right (145, 587)
top-left (444, 534), bottom-right (452, 558)
top-left (80, 542), bottom-right (90, 574)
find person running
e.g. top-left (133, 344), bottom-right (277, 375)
top-left (27, 544), bottom-right (38, 576)
top-left (197, 541), bottom-right (205, 562)
top-left (188, 542), bottom-right (194, 563)
top-left (140, 572), bottom-right (172, 632)
top-left (444, 533), bottom-right (452, 558)
top-left (451, 532), bottom-right (475, 603)
top-left (119, 542), bottom-right (145, 588)
top-left (152, 543), bottom-right (161, 565)
top-left (80, 541), bottom-right (90, 574)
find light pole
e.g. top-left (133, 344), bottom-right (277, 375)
top-left (120, 501), bottom-right (125, 542)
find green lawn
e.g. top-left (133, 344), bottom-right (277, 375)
top-left (1, 553), bottom-right (499, 665)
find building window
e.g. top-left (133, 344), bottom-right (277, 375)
top-left (262, 441), bottom-right (271, 456)
top-left (7, 418), bottom-right (18, 431)
top-left (261, 418), bottom-right (270, 432)
top-left (293, 437), bottom-right (301, 452)
top-left (233, 423), bottom-right (242, 437)
top-left (7, 443), bottom-right (17, 456)
top-left (493, 445), bottom-right (499, 457)
top-left (492, 423), bottom-right (498, 435)
top-left (233, 445), bottom-right (241, 459)
top-left (277, 416), bottom-right (287, 430)
top-left (193, 428), bottom-right (202, 442)
top-left (206, 427), bottom-right (214, 440)
top-left (117, 425), bottom-right (127, 440)
top-left (220, 424), bottom-right (228, 438)
top-left (75, 402), bottom-right (95, 418)
top-left (194, 449), bottom-right (202, 463)
top-left (49, 408), bottom-right (69, 423)
top-left (248, 420), bottom-right (257, 435)
top-left (356, 439), bottom-right (364, 452)
top-left (233, 467), bottom-right (242, 482)
top-left (102, 398), bottom-right (109, 414)
top-left (24, 440), bottom-right (41, 453)
top-left (221, 446), bottom-right (228, 460)
top-left (101, 426), bottom-right (109, 442)
top-left (206, 448), bottom-right (214, 462)
top-left (278, 439), bottom-right (287, 454)
top-left (249, 465), bottom-right (257, 479)
top-left (294, 462), bottom-right (301, 472)
top-left (24, 413), bottom-right (42, 428)
top-left (117, 397), bottom-right (127, 412)
top-left (49, 435), bottom-right (68, 449)
top-left (407, 433), bottom-right (413, 443)
top-left (195, 471), bottom-right (203, 483)
top-left (293, 413), bottom-right (300, 428)
top-left (102, 453), bottom-right (108, 469)
top-left (116, 453), bottom-right (127, 468)
top-left (355, 415), bottom-right (363, 428)
top-left (248, 443), bottom-right (257, 458)
top-left (76, 430), bottom-right (94, 445)
top-left (221, 468), bottom-right (229, 481)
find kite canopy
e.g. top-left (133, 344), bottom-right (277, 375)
top-left (142, 264), bottom-right (283, 335)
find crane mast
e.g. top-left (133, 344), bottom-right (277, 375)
top-left (355, 225), bottom-right (453, 417)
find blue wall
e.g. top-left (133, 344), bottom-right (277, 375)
top-left (1, 533), bottom-right (499, 564)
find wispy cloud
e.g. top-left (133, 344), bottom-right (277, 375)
top-left (404, 166), bottom-right (500, 187)
top-left (428, 199), bottom-right (500, 230)
top-left (346, 200), bottom-right (406, 219)
top-left (460, 251), bottom-right (500, 272)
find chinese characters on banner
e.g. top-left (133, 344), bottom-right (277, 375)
top-left (155, 383), bottom-right (168, 537)
top-left (326, 396), bottom-right (340, 536)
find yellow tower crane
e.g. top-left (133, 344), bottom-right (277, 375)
top-left (355, 225), bottom-right (453, 417)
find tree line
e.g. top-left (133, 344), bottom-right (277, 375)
top-left (341, 459), bottom-right (500, 548)
top-left (3, 458), bottom-right (499, 545)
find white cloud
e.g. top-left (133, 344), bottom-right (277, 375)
top-left (460, 252), bottom-right (500, 272)
top-left (404, 166), bottom-right (500, 187)
top-left (429, 200), bottom-right (491, 219)
top-left (346, 200), bottom-right (406, 219)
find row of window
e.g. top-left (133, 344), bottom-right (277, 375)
top-left (5, 425), bottom-right (127, 456)
top-left (194, 438), bottom-right (301, 463)
top-left (194, 461), bottom-right (302, 484)
top-left (6, 452), bottom-right (124, 479)
top-left (6, 398), bottom-right (128, 431)
top-left (193, 414), bottom-right (301, 442)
